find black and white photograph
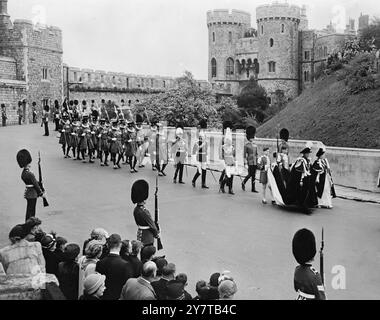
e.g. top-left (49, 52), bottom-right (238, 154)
top-left (0, 0), bottom-right (380, 308)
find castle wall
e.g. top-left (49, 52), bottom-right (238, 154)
top-left (0, 55), bottom-right (16, 79)
top-left (67, 91), bottom-right (158, 105)
top-left (299, 30), bottom-right (315, 91)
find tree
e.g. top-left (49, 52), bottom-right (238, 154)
top-left (137, 71), bottom-right (220, 127)
top-left (236, 78), bottom-right (269, 123)
top-left (360, 17), bottom-right (380, 50)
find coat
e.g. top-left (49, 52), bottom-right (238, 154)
top-left (151, 278), bottom-right (169, 300)
top-left (133, 204), bottom-right (159, 246)
top-left (21, 168), bottom-right (43, 199)
top-left (171, 138), bottom-right (187, 164)
top-left (95, 253), bottom-right (134, 300)
top-left (58, 261), bottom-right (79, 300)
top-left (119, 276), bottom-right (157, 300)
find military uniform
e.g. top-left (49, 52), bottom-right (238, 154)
top-left (220, 127), bottom-right (236, 195)
top-left (242, 126), bottom-right (258, 193)
top-left (172, 126), bottom-right (187, 184)
top-left (192, 121), bottom-right (209, 189)
top-left (125, 123), bottom-right (138, 172)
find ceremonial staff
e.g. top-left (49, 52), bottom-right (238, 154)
top-left (155, 124), bottom-right (163, 250)
top-left (320, 227), bottom-right (324, 285)
top-left (38, 151), bottom-right (49, 207)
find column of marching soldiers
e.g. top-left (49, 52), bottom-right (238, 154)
top-left (56, 98), bottom-right (336, 213)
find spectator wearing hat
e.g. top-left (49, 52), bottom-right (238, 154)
top-left (131, 180), bottom-right (160, 248)
top-left (57, 243), bottom-right (80, 300)
top-left (119, 261), bottom-right (157, 300)
top-left (95, 234), bottom-right (134, 300)
top-left (151, 262), bottom-right (176, 300)
top-left (218, 279), bottom-right (238, 300)
top-left (0, 224), bottom-right (45, 275)
top-left (16, 149), bottom-right (46, 222)
top-left (120, 240), bottom-right (143, 278)
top-left (78, 240), bottom-right (104, 297)
top-left (79, 273), bottom-right (106, 300)
top-left (41, 234), bottom-right (60, 276)
top-left (292, 229), bottom-right (326, 300)
top-left (82, 228), bottom-right (109, 258)
top-left (193, 280), bottom-right (210, 300)
top-left (176, 273), bottom-right (193, 300)
top-left (208, 272), bottom-right (221, 300)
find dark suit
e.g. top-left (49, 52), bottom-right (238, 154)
top-left (95, 253), bottom-right (133, 300)
top-left (151, 278), bottom-right (169, 300)
top-left (21, 167), bottom-right (43, 221)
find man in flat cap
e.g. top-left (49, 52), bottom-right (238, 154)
top-left (292, 228), bottom-right (326, 300)
top-left (131, 180), bottom-right (160, 248)
top-left (16, 149), bottom-right (46, 221)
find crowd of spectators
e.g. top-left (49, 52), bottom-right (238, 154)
top-left (0, 217), bottom-right (238, 300)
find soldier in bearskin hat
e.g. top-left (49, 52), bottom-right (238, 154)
top-left (242, 126), bottom-right (259, 193)
top-left (97, 118), bottom-right (110, 166)
top-left (292, 228), bottom-right (326, 300)
top-left (59, 113), bottom-right (71, 158)
top-left (131, 180), bottom-right (160, 247)
top-left (125, 119), bottom-right (139, 173)
top-left (16, 149), bottom-right (46, 221)
top-left (171, 123), bottom-right (188, 184)
top-left (192, 119), bottom-right (209, 189)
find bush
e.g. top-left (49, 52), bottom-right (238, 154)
top-left (346, 74), bottom-right (376, 94)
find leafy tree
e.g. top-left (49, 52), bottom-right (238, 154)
top-left (236, 78), bottom-right (269, 123)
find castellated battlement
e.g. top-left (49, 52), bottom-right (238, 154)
top-left (207, 9), bottom-right (251, 26)
top-left (256, 2), bottom-right (301, 21)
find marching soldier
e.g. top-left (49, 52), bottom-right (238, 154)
top-left (135, 114), bottom-right (146, 168)
top-left (125, 120), bottom-right (138, 173)
top-left (78, 116), bottom-right (89, 162)
top-left (59, 113), bottom-right (71, 157)
top-left (242, 126), bottom-right (259, 193)
top-left (171, 124), bottom-right (187, 184)
top-left (131, 179), bottom-right (160, 248)
top-left (16, 149), bottom-right (46, 221)
top-left (292, 228), bottom-right (326, 300)
top-left (97, 118), bottom-right (110, 166)
top-left (109, 119), bottom-right (122, 169)
top-left (191, 120), bottom-right (209, 189)
top-left (220, 127), bottom-right (236, 195)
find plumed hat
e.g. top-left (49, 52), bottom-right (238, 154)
top-left (280, 128), bottom-right (289, 142)
top-left (224, 127), bottom-right (232, 143)
top-left (16, 149), bottom-right (32, 168)
top-left (300, 141), bottom-right (313, 154)
top-left (131, 179), bottom-right (149, 204)
top-left (246, 126), bottom-right (256, 140)
top-left (316, 147), bottom-right (326, 158)
top-left (292, 228), bottom-right (316, 265)
top-left (136, 114), bottom-right (143, 124)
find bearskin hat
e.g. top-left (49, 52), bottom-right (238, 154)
top-left (279, 128), bottom-right (289, 142)
top-left (16, 149), bottom-right (32, 168)
top-left (136, 114), bottom-right (143, 124)
top-left (131, 179), bottom-right (149, 204)
top-left (246, 126), bottom-right (256, 140)
top-left (199, 119), bottom-right (207, 130)
top-left (292, 228), bottom-right (317, 265)
top-left (223, 120), bottom-right (233, 132)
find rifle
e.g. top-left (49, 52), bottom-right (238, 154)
top-left (155, 174), bottom-right (163, 250)
top-left (319, 227), bottom-right (324, 285)
top-left (276, 133), bottom-right (280, 154)
top-left (38, 152), bottom-right (49, 207)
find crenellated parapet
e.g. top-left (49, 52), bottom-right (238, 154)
top-left (256, 2), bottom-right (301, 23)
top-left (207, 9), bottom-right (251, 27)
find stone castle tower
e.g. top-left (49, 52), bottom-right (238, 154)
top-left (207, 2), bottom-right (357, 103)
top-left (0, 0), bottom-right (63, 121)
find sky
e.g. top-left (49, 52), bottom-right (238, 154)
top-left (6, 0), bottom-right (380, 80)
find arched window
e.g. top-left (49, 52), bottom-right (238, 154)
top-left (268, 61), bottom-right (276, 73)
top-left (261, 25), bottom-right (264, 34)
top-left (212, 32), bottom-right (215, 42)
top-left (270, 38), bottom-right (274, 47)
top-left (226, 58), bottom-right (234, 75)
top-left (228, 31), bottom-right (232, 43)
top-left (211, 58), bottom-right (217, 78)
top-left (281, 24), bottom-right (285, 33)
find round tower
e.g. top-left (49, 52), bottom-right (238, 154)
top-left (256, 3), bottom-right (301, 100)
top-left (207, 9), bottom-right (251, 83)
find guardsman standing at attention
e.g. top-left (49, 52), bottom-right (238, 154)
top-left (131, 179), bottom-right (160, 248)
top-left (16, 149), bottom-right (46, 222)
top-left (292, 228), bottom-right (326, 300)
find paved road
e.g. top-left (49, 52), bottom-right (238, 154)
top-left (1, 124), bottom-right (379, 299)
